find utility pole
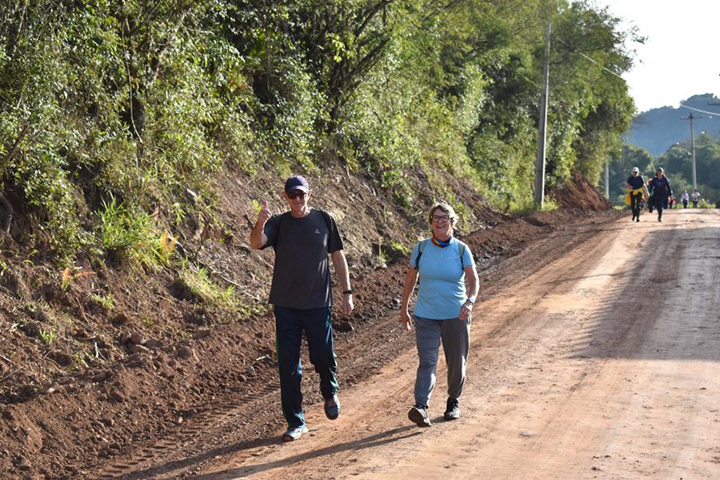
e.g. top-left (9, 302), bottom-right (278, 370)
top-left (605, 161), bottom-right (610, 199)
top-left (534, 20), bottom-right (551, 209)
top-left (680, 113), bottom-right (700, 191)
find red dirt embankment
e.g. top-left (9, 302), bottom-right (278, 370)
top-left (0, 170), bottom-right (614, 478)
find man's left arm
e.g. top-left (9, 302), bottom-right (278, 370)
top-left (331, 250), bottom-right (353, 317)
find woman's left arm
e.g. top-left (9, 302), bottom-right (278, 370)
top-left (459, 265), bottom-right (479, 321)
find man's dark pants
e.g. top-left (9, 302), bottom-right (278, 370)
top-left (630, 192), bottom-right (642, 219)
top-left (274, 305), bottom-right (338, 429)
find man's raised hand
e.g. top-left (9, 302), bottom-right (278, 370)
top-left (249, 200), bottom-right (271, 250)
top-left (257, 200), bottom-right (272, 225)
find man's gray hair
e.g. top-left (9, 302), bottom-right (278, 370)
top-left (428, 202), bottom-right (457, 223)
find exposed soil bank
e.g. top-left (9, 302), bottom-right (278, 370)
top-left (0, 172), bottom-right (616, 478)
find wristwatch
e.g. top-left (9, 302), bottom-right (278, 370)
top-left (466, 296), bottom-right (475, 304)
top-left (343, 290), bottom-right (353, 295)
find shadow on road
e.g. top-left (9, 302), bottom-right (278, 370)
top-left (193, 425), bottom-right (421, 479)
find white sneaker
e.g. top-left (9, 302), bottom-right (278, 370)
top-left (282, 425), bottom-right (309, 442)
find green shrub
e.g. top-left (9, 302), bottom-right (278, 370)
top-left (95, 196), bottom-right (157, 266)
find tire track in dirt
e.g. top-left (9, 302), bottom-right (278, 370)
top-left (95, 381), bottom-right (282, 479)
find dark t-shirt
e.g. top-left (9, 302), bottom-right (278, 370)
top-left (626, 175), bottom-right (645, 189)
top-left (262, 209), bottom-right (343, 309)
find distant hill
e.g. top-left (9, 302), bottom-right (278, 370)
top-left (626, 93), bottom-right (720, 157)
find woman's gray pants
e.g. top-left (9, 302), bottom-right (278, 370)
top-left (413, 316), bottom-right (470, 407)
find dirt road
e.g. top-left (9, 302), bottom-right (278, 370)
top-left (103, 209), bottom-right (720, 479)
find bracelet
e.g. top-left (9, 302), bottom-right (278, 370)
top-left (343, 290), bottom-right (353, 295)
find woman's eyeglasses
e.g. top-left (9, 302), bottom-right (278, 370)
top-left (431, 215), bottom-right (451, 223)
top-left (287, 191), bottom-right (307, 200)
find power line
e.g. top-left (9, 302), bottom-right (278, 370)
top-left (555, 38), bottom-right (626, 81)
top-left (679, 103), bottom-right (720, 117)
top-left (572, 50), bottom-right (625, 80)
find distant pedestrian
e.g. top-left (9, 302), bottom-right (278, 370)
top-left (400, 202), bottom-right (478, 428)
top-left (648, 168), bottom-right (672, 222)
top-left (691, 189), bottom-right (701, 208)
top-left (250, 175), bottom-right (353, 442)
top-left (668, 195), bottom-right (676, 209)
top-left (625, 167), bottom-right (647, 222)
top-left (681, 190), bottom-right (689, 208)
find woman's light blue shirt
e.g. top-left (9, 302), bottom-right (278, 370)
top-left (410, 238), bottom-right (474, 320)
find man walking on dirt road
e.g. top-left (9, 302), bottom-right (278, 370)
top-left (625, 167), bottom-right (646, 222)
top-left (691, 189), bottom-right (701, 208)
top-left (250, 175), bottom-right (353, 442)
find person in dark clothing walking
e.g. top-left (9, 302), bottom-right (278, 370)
top-left (250, 175), bottom-right (353, 442)
top-left (626, 167), bottom-right (647, 222)
top-left (648, 167), bottom-right (672, 222)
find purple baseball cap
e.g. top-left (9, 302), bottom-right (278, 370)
top-left (284, 175), bottom-right (309, 193)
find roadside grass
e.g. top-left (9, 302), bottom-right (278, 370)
top-left (697, 199), bottom-right (715, 209)
top-left (178, 264), bottom-right (236, 309)
top-left (90, 293), bottom-right (115, 311)
top-left (511, 197), bottom-right (559, 216)
top-left (39, 327), bottom-right (56, 345)
top-left (390, 240), bottom-right (411, 256)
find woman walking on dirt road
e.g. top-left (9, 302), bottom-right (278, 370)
top-left (648, 167), bottom-right (672, 222)
top-left (400, 202), bottom-right (478, 428)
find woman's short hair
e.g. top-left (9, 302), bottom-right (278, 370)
top-left (428, 202), bottom-right (456, 224)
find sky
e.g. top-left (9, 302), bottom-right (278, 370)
top-left (595, 0), bottom-right (720, 113)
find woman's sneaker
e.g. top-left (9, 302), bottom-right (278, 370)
top-left (408, 405), bottom-right (431, 427)
top-left (444, 398), bottom-right (460, 421)
top-left (282, 424), bottom-right (309, 442)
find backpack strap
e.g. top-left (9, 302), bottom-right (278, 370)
top-left (458, 241), bottom-right (466, 269)
top-left (411, 239), bottom-right (430, 270)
